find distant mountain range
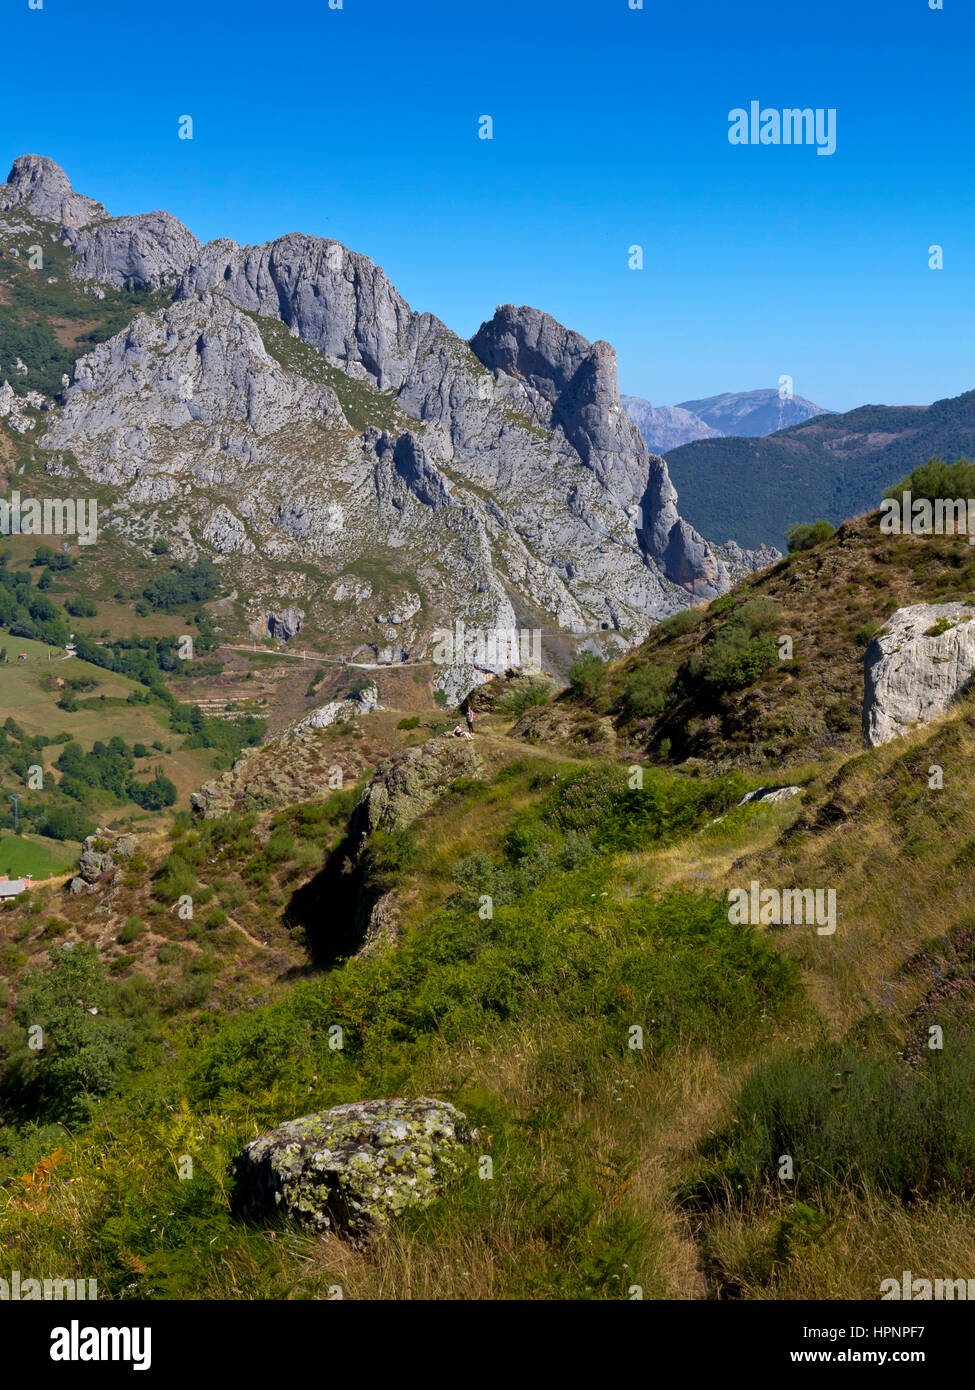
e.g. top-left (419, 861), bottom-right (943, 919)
top-left (663, 389), bottom-right (975, 550)
top-left (623, 388), bottom-right (830, 452)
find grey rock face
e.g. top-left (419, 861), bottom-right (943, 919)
top-left (64, 211), bottom-right (201, 289)
top-left (389, 431), bottom-right (453, 510)
top-left (718, 538), bottom-right (782, 577)
top-left (44, 294), bottom-right (339, 463)
top-left (0, 155), bottom-right (106, 229)
top-left (230, 1098), bottom-right (476, 1244)
top-left (177, 235), bottom-right (740, 602)
top-left (863, 603), bottom-right (975, 747)
top-left (177, 232), bottom-right (418, 389)
top-left (69, 829), bottom-right (139, 894)
top-left (292, 682), bottom-right (380, 732)
top-left (0, 380), bottom-right (47, 431)
top-left (468, 305), bottom-right (729, 594)
top-left (265, 607), bottom-right (304, 641)
top-left (14, 154), bottom-right (779, 698)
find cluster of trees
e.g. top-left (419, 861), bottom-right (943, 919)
top-left (139, 559), bottom-right (220, 613)
top-left (0, 717), bottom-right (177, 836)
top-left (0, 558), bottom-right (70, 646)
top-left (55, 738), bottom-right (177, 811)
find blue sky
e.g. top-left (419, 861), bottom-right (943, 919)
top-left (2, 0), bottom-right (971, 412)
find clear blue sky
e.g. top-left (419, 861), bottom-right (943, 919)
top-left (2, 0), bottom-right (971, 412)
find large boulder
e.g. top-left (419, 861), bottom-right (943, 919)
top-left (863, 603), bottom-right (975, 747)
top-left (230, 1098), bottom-right (476, 1243)
top-left (69, 829), bottom-right (138, 894)
top-left (354, 737), bottom-right (482, 839)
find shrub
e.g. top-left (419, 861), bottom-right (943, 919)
top-left (694, 625), bottom-right (777, 692)
top-left (117, 916), bottom-right (143, 944)
top-left (496, 676), bottom-right (554, 716)
top-left (397, 715), bottom-right (421, 730)
top-left (3, 945), bottom-right (133, 1121)
top-left (265, 830), bottom-right (295, 864)
top-left (883, 456), bottom-right (975, 506)
top-left (623, 663), bottom-right (674, 720)
top-left (786, 520), bottom-right (835, 552)
top-left (567, 653), bottom-right (608, 705)
top-left (660, 607), bottom-right (703, 634)
top-left (155, 853), bottom-right (197, 903)
top-left (65, 596), bottom-right (97, 618)
top-left (684, 1041), bottom-right (975, 1208)
top-left (854, 619), bottom-right (881, 647)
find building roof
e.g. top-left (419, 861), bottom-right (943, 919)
top-left (0, 879), bottom-right (27, 897)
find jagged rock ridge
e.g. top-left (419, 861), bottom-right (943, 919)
top-left (0, 155), bottom-right (777, 693)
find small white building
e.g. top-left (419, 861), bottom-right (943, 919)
top-left (0, 876), bottom-right (27, 899)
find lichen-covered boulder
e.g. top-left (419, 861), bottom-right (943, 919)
top-left (230, 1098), bottom-right (476, 1243)
top-left (355, 737), bottom-right (482, 838)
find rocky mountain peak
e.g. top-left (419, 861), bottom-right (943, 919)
top-left (0, 154), bottom-right (106, 228)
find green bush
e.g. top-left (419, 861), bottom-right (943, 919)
top-left (659, 607), bottom-right (703, 635)
top-left (2, 945), bottom-right (134, 1121)
top-left (155, 853), bottom-right (197, 903)
top-left (691, 601), bottom-right (780, 693)
top-left (786, 520), bottom-right (835, 552)
top-left (397, 715), bottom-right (421, 730)
top-left (544, 764), bottom-right (746, 852)
top-left (496, 677), bottom-right (554, 716)
top-left (622, 663), bottom-right (674, 720)
top-left (567, 653), bottom-right (608, 705)
top-left (883, 456), bottom-right (975, 506)
top-left (854, 619), bottom-right (881, 647)
top-left (117, 916), bottom-right (143, 944)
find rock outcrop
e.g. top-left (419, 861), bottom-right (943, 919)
top-left (352, 737), bottom-right (482, 842)
top-left (0, 154), bottom-right (779, 704)
top-left (264, 607), bottom-right (305, 642)
top-left (68, 829), bottom-right (138, 894)
top-left (230, 1098), bottom-right (476, 1244)
top-left (0, 381), bottom-right (47, 432)
top-left (293, 682), bottom-right (380, 731)
top-left (863, 603), bottom-right (975, 747)
top-left (64, 211), bottom-right (202, 290)
top-left (0, 154), bottom-right (106, 229)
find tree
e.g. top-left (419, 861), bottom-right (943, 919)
top-left (6, 945), bottom-right (131, 1120)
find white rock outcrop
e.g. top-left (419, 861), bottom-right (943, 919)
top-left (863, 603), bottom-right (975, 747)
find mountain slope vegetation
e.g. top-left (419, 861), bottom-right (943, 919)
top-left (666, 389), bottom-right (975, 549)
top-left (2, 507), bottom-right (975, 1299)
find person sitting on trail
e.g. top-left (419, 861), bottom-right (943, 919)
top-left (452, 723), bottom-right (473, 740)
